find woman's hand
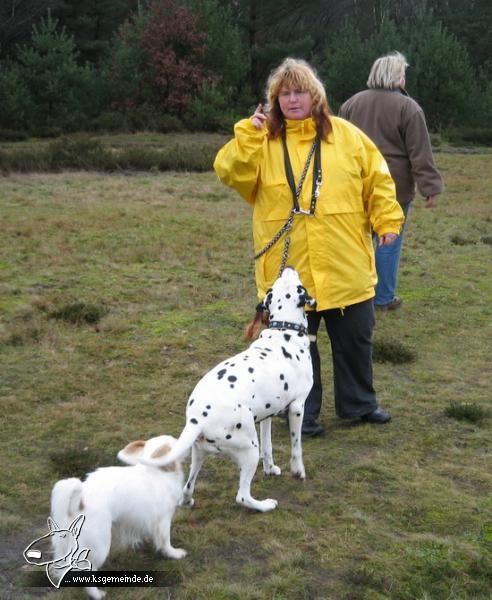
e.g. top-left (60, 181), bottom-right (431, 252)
top-left (378, 233), bottom-right (398, 246)
top-left (251, 104), bottom-right (267, 130)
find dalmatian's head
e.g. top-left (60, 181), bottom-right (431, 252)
top-left (262, 267), bottom-right (316, 324)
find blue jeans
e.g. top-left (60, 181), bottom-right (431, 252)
top-left (374, 202), bottom-right (410, 306)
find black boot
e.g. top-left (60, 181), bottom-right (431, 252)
top-left (301, 420), bottom-right (325, 437)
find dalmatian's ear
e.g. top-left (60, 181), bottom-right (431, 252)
top-left (262, 288), bottom-right (273, 311)
top-left (297, 290), bottom-right (317, 309)
top-left (304, 293), bottom-right (317, 308)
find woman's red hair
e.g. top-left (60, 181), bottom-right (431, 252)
top-left (265, 58), bottom-right (332, 141)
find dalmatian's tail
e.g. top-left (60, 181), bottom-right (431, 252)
top-left (139, 422), bottom-right (200, 467)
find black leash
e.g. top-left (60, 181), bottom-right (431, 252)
top-left (281, 133), bottom-right (322, 216)
top-left (254, 134), bottom-right (323, 275)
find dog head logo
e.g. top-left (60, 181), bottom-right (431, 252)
top-left (23, 515), bottom-right (92, 588)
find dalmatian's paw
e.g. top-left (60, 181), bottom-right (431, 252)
top-left (290, 460), bottom-right (306, 479)
top-left (180, 497), bottom-right (194, 508)
top-left (264, 465), bottom-right (282, 476)
top-left (236, 495), bottom-right (279, 512)
top-left (257, 498), bottom-right (278, 512)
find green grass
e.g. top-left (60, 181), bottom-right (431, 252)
top-left (1, 151), bottom-right (491, 599)
top-left (445, 401), bottom-right (489, 423)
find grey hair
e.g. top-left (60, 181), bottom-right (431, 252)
top-left (367, 51), bottom-right (409, 90)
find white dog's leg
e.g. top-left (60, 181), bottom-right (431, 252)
top-left (81, 517), bottom-right (110, 599)
top-left (234, 446), bottom-right (278, 512)
top-left (155, 518), bottom-right (186, 560)
top-left (181, 443), bottom-right (207, 507)
top-left (85, 584), bottom-right (106, 599)
top-left (84, 568), bottom-right (106, 600)
top-left (288, 400), bottom-right (306, 479)
top-left (260, 418), bottom-right (281, 476)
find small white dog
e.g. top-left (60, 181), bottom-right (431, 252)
top-left (142, 267), bottom-right (316, 513)
top-left (50, 435), bottom-right (186, 599)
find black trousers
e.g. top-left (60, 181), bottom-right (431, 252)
top-left (303, 299), bottom-right (377, 420)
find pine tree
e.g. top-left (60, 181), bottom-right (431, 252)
top-left (51, 0), bottom-right (140, 64)
top-left (15, 13), bottom-right (97, 126)
top-left (410, 23), bottom-right (476, 128)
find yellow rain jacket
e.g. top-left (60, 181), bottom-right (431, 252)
top-left (214, 116), bottom-right (404, 311)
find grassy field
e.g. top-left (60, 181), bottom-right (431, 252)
top-left (0, 150), bottom-right (491, 599)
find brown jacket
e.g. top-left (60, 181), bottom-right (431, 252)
top-left (339, 89), bottom-right (443, 205)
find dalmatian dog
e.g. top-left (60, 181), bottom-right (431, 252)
top-left (143, 267), bottom-right (316, 512)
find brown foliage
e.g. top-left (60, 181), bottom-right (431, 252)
top-left (140, 0), bottom-right (207, 114)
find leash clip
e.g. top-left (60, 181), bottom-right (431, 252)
top-left (314, 174), bottom-right (323, 199)
top-left (292, 207), bottom-right (314, 216)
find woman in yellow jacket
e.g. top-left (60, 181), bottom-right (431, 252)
top-left (214, 58), bottom-right (404, 436)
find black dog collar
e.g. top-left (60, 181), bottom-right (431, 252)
top-left (269, 320), bottom-right (308, 335)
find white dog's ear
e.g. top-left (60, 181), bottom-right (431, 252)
top-left (117, 440), bottom-right (146, 465)
top-left (150, 443), bottom-right (178, 472)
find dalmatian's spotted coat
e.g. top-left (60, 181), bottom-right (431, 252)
top-left (144, 268), bottom-right (315, 512)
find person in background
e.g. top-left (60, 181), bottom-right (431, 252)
top-left (214, 58), bottom-right (404, 437)
top-left (339, 51), bottom-right (444, 310)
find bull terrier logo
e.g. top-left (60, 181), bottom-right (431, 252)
top-left (23, 515), bottom-right (92, 588)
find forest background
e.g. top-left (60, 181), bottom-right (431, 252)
top-left (1, 0), bottom-right (491, 143)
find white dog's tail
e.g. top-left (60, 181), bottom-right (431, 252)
top-left (139, 422), bottom-right (200, 467)
top-left (51, 478), bottom-right (84, 525)
top-left (50, 478), bottom-right (84, 559)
